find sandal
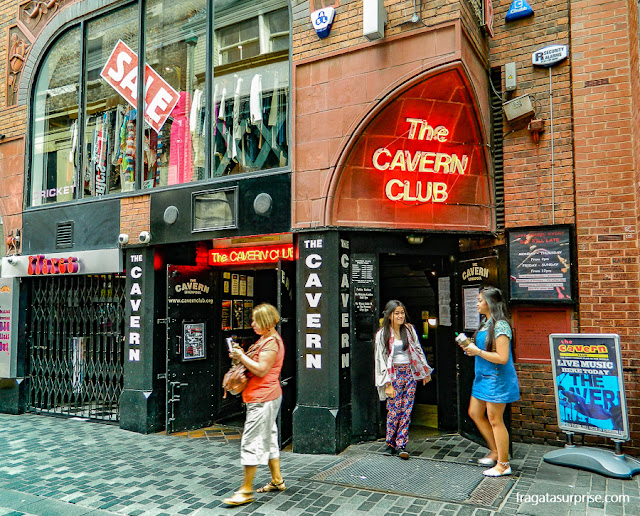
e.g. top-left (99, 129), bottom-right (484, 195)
top-left (483, 461), bottom-right (512, 477)
top-left (257, 479), bottom-right (286, 493)
top-left (222, 491), bottom-right (255, 505)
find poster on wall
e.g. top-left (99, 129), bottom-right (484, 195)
top-left (221, 300), bottom-right (232, 330)
top-left (183, 323), bottom-right (206, 360)
top-left (549, 333), bottom-right (629, 440)
top-left (239, 275), bottom-right (247, 296)
top-left (438, 276), bottom-right (452, 327)
top-left (508, 225), bottom-right (573, 302)
top-left (232, 300), bottom-right (244, 330)
top-left (247, 276), bottom-right (254, 297)
top-left (463, 286), bottom-right (480, 331)
top-left (243, 300), bottom-right (254, 329)
top-left (231, 274), bottom-right (239, 296)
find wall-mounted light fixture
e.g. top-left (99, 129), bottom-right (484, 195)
top-left (406, 234), bottom-right (424, 245)
top-left (428, 316), bottom-right (438, 327)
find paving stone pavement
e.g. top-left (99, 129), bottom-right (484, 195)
top-left (0, 414), bottom-right (639, 515)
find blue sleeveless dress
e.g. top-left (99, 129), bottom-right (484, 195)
top-left (471, 319), bottom-right (520, 403)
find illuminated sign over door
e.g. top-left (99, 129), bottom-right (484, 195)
top-left (332, 67), bottom-right (492, 232)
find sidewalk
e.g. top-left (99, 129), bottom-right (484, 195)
top-left (0, 413), bottom-right (638, 515)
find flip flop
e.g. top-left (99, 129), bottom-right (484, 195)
top-left (222, 491), bottom-right (255, 505)
top-left (257, 479), bottom-right (286, 493)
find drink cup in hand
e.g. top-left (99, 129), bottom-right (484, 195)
top-left (455, 332), bottom-right (472, 348)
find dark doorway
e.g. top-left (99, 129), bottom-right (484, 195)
top-left (379, 253), bottom-right (457, 437)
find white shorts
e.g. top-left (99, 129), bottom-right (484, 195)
top-left (241, 396), bottom-right (282, 466)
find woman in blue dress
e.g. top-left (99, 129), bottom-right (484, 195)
top-left (457, 287), bottom-right (519, 477)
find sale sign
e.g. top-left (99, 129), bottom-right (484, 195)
top-left (100, 40), bottom-right (180, 133)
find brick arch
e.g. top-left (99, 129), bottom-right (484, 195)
top-left (324, 62), bottom-right (493, 232)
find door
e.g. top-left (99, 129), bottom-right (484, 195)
top-left (456, 248), bottom-right (508, 443)
top-left (165, 265), bottom-right (216, 434)
top-left (276, 260), bottom-right (296, 446)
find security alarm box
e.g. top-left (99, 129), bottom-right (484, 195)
top-left (502, 94), bottom-right (535, 122)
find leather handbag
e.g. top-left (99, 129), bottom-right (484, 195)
top-left (222, 362), bottom-right (248, 398)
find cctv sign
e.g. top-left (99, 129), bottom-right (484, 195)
top-left (100, 40), bottom-right (180, 133)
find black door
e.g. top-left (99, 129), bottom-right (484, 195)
top-left (165, 265), bottom-right (216, 434)
top-left (276, 260), bottom-right (296, 447)
top-left (456, 248), bottom-right (508, 444)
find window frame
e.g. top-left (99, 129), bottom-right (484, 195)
top-left (25, 0), bottom-right (291, 210)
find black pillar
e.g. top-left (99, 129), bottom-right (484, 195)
top-left (293, 231), bottom-right (351, 453)
top-left (120, 248), bottom-right (164, 433)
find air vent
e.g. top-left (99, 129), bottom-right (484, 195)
top-left (56, 221), bottom-right (74, 249)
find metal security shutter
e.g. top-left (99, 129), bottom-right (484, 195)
top-left (491, 68), bottom-right (505, 231)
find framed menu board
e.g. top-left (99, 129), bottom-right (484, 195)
top-left (507, 225), bottom-right (574, 303)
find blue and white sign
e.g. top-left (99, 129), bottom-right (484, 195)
top-left (311, 7), bottom-right (335, 39)
top-left (505, 0), bottom-right (534, 22)
top-left (532, 44), bottom-right (568, 67)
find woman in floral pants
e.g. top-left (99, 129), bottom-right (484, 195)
top-left (374, 300), bottom-right (433, 459)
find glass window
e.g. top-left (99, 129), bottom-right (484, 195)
top-left (144, 0), bottom-right (208, 188)
top-left (212, 2), bottom-right (290, 176)
top-left (30, 28), bottom-right (81, 207)
top-left (193, 188), bottom-right (237, 231)
top-left (28, 1), bottom-right (290, 207)
top-left (83, 4), bottom-right (139, 198)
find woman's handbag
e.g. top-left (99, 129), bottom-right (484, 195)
top-left (221, 337), bottom-right (271, 398)
top-left (222, 362), bottom-right (248, 398)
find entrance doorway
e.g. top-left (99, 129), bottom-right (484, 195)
top-left (163, 260), bottom-right (295, 447)
top-left (379, 253), bottom-right (457, 437)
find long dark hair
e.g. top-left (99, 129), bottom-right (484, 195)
top-left (380, 300), bottom-right (411, 352)
top-left (474, 287), bottom-right (511, 352)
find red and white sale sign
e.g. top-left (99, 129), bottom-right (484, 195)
top-left (100, 40), bottom-right (180, 133)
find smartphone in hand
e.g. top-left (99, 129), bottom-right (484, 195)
top-left (226, 337), bottom-right (234, 353)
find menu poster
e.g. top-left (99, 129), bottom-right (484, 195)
top-left (183, 323), bottom-right (206, 360)
top-left (243, 300), bottom-right (254, 329)
top-left (233, 300), bottom-right (244, 329)
top-left (508, 226), bottom-right (573, 302)
top-left (463, 286), bottom-right (480, 331)
top-left (239, 275), bottom-right (247, 296)
top-left (221, 300), bottom-right (232, 330)
top-left (231, 274), bottom-right (239, 296)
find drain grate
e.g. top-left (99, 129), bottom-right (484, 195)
top-left (307, 455), bottom-right (514, 507)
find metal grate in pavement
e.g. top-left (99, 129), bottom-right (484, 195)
top-left (307, 454), bottom-right (515, 507)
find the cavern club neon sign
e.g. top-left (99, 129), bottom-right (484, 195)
top-left (209, 244), bottom-right (294, 266)
top-left (28, 255), bottom-right (79, 275)
top-left (372, 117), bottom-right (470, 203)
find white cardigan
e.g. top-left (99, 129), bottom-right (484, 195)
top-left (374, 324), bottom-right (433, 401)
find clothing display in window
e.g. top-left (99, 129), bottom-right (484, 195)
top-left (168, 91), bottom-right (193, 185)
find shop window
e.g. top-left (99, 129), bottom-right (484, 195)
top-left (144, 0), bottom-right (208, 188)
top-left (83, 4), bottom-right (139, 198)
top-left (27, 0), bottom-right (290, 207)
top-left (192, 188), bottom-right (237, 231)
top-left (30, 28), bottom-right (81, 207)
top-left (212, 3), bottom-right (290, 176)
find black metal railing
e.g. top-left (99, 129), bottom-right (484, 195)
top-left (27, 274), bottom-right (125, 422)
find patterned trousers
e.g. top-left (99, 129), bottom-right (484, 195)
top-left (386, 364), bottom-right (417, 450)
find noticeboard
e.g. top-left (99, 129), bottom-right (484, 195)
top-left (508, 225), bottom-right (573, 302)
top-left (549, 333), bottom-right (629, 441)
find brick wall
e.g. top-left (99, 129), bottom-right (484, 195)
top-left (570, 0), bottom-right (640, 452)
top-left (120, 195), bottom-right (150, 245)
top-left (0, 137), bottom-right (24, 253)
top-left (491, 0), bottom-right (640, 454)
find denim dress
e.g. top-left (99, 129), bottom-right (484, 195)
top-left (471, 319), bottom-right (520, 403)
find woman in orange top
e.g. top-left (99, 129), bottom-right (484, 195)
top-left (222, 303), bottom-right (285, 506)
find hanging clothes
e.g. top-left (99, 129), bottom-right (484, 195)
top-left (168, 91), bottom-right (193, 185)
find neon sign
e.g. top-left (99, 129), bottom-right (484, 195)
top-left (371, 117), bottom-right (470, 204)
top-left (209, 244), bottom-right (294, 266)
top-left (28, 255), bottom-right (79, 275)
